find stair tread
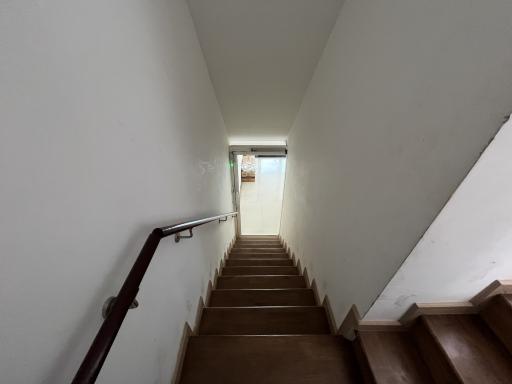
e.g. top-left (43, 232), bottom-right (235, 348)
top-left (235, 243), bottom-right (283, 247)
top-left (217, 275), bottom-right (306, 289)
top-left (356, 330), bottom-right (433, 384)
top-left (236, 240), bottom-right (281, 244)
top-left (209, 288), bottom-right (316, 307)
top-left (233, 248), bottom-right (284, 250)
top-left (417, 315), bottom-right (512, 383)
top-left (234, 244), bottom-right (283, 248)
top-left (199, 306), bottom-right (331, 335)
top-left (222, 266), bottom-right (298, 275)
top-left (180, 335), bottom-right (361, 384)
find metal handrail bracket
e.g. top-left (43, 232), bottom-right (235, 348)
top-left (175, 228), bottom-right (193, 242)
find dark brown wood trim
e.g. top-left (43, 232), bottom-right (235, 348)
top-left (171, 323), bottom-right (193, 384)
top-left (400, 302), bottom-right (477, 326)
top-left (173, 237), bottom-right (235, 382)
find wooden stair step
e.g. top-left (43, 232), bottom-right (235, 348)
top-left (412, 315), bottom-right (512, 383)
top-left (199, 307), bottom-right (331, 335)
top-left (354, 330), bottom-right (433, 384)
top-left (235, 243), bottom-right (283, 248)
top-left (233, 243), bottom-right (282, 248)
top-left (229, 252), bottom-right (288, 259)
top-left (179, 335), bottom-right (361, 384)
top-left (209, 289), bottom-right (316, 307)
top-left (230, 248), bottom-right (286, 254)
top-left (222, 266), bottom-right (298, 276)
top-left (225, 258), bottom-right (293, 266)
top-left (480, 294), bottom-right (512, 355)
top-left (235, 239), bottom-right (282, 243)
top-left (216, 275), bottom-right (307, 289)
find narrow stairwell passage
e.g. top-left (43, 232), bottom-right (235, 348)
top-left (179, 235), bottom-right (361, 383)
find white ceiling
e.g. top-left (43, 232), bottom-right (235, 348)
top-left (187, 0), bottom-right (344, 140)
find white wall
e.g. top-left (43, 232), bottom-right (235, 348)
top-left (280, 0), bottom-right (512, 327)
top-left (366, 118), bottom-right (512, 320)
top-left (0, 1), bottom-right (234, 383)
top-left (240, 158), bottom-right (286, 235)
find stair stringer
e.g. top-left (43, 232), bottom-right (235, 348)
top-left (285, 244), bottom-right (339, 336)
top-left (171, 236), bottom-right (236, 384)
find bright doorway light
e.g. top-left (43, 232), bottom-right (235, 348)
top-left (239, 155), bottom-right (286, 235)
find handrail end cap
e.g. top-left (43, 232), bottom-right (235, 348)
top-left (152, 228), bottom-right (166, 238)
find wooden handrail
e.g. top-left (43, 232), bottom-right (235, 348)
top-left (71, 212), bottom-right (238, 384)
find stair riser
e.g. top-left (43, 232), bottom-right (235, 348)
top-left (222, 266), bottom-right (299, 275)
top-left (480, 294), bottom-right (512, 355)
top-left (225, 259), bottom-right (293, 266)
top-left (209, 289), bottom-right (316, 307)
top-left (199, 307), bottom-right (331, 335)
top-left (233, 244), bottom-right (282, 248)
top-left (180, 336), bottom-right (361, 384)
top-left (231, 248), bottom-right (286, 253)
top-left (356, 331), bottom-right (434, 383)
top-left (229, 253), bottom-right (288, 259)
top-left (217, 276), bottom-right (306, 289)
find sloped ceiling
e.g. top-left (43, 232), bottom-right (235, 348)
top-left (187, 0), bottom-right (344, 140)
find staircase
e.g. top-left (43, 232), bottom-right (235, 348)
top-left (179, 236), bottom-right (512, 383)
top-left (179, 235), bottom-right (361, 383)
